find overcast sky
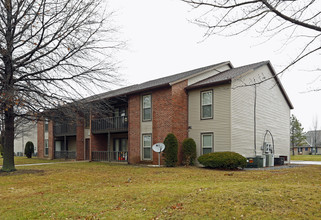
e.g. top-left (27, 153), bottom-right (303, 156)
top-left (107, 0), bottom-right (321, 131)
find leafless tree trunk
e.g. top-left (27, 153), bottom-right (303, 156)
top-left (182, 0), bottom-right (321, 77)
top-left (312, 116), bottom-right (318, 155)
top-left (0, 0), bottom-right (122, 172)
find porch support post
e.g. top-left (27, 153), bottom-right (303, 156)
top-left (64, 135), bottom-right (67, 151)
top-left (108, 131), bottom-right (111, 162)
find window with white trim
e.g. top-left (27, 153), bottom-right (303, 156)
top-left (201, 133), bottom-right (213, 155)
top-left (44, 139), bottom-right (49, 156)
top-left (44, 119), bottom-right (49, 132)
top-left (142, 134), bottom-right (152, 160)
top-left (142, 95), bottom-right (152, 121)
top-left (201, 90), bottom-right (213, 119)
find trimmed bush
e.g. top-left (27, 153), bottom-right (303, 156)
top-left (163, 133), bottom-right (178, 167)
top-left (24, 141), bottom-right (35, 158)
top-left (198, 151), bottom-right (247, 170)
top-left (182, 138), bottom-right (197, 166)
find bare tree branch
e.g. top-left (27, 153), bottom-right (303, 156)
top-left (0, 0), bottom-right (123, 171)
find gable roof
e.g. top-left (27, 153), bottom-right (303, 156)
top-left (186, 61), bottom-right (268, 89)
top-left (186, 61), bottom-right (294, 109)
top-left (84, 61), bottom-right (231, 102)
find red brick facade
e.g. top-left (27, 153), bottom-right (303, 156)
top-left (171, 80), bottom-right (189, 164)
top-left (128, 94), bottom-right (141, 164)
top-left (90, 133), bottom-right (108, 152)
top-left (37, 119), bottom-right (54, 159)
top-left (127, 81), bottom-right (189, 165)
top-left (37, 80), bottom-right (189, 165)
top-left (152, 87), bottom-right (173, 165)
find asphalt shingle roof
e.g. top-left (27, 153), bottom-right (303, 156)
top-left (85, 61), bottom-right (230, 102)
top-left (186, 61), bottom-right (269, 90)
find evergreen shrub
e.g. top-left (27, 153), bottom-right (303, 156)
top-left (182, 138), bottom-right (196, 166)
top-left (163, 133), bottom-right (178, 167)
top-left (24, 141), bottom-right (35, 158)
top-left (198, 151), bottom-right (246, 169)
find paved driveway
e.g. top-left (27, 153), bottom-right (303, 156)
top-left (290, 161), bottom-right (321, 165)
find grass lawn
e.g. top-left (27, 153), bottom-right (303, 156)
top-left (291, 155), bottom-right (321, 161)
top-left (0, 156), bottom-right (69, 166)
top-left (0, 163), bottom-right (320, 219)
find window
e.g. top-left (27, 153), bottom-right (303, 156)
top-left (44, 139), bottom-right (49, 156)
top-left (44, 119), bottom-right (49, 132)
top-left (201, 90), bottom-right (213, 119)
top-left (142, 134), bottom-right (152, 160)
top-left (201, 133), bottom-right (213, 155)
top-left (142, 95), bottom-right (152, 121)
top-left (305, 147), bottom-right (308, 151)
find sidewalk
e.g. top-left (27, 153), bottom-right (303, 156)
top-left (0, 160), bottom-right (89, 168)
top-left (290, 160), bottom-right (321, 165)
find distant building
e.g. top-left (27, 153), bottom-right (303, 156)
top-left (304, 130), bottom-right (321, 155)
top-left (14, 121), bottom-right (37, 156)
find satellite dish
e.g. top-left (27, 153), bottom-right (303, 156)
top-left (152, 143), bottom-right (165, 167)
top-left (152, 143), bottom-right (165, 153)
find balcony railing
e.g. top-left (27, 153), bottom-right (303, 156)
top-left (92, 151), bottom-right (128, 162)
top-left (91, 116), bottom-right (128, 133)
top-left (55, 151), bottom-right (76, 159)
top-left (54, 123), bottom-right (77, 136)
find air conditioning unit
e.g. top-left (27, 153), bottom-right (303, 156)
top-left (246, 156), bottom-right (265, 168)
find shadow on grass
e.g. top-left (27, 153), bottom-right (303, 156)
top-left (0, 169), bottom-right (45, 176)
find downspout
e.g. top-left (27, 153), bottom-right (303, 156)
top-left (254, 84), bottom-right (257, 156)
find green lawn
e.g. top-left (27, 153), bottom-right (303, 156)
top-left (0, 163), bottom-right (320, 219)
top-left (0, 156), bottom-right (70, 166)
top-left (291, 155), bottom-right (321, 161)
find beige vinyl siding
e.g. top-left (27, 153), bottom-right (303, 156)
top-left (188, 84), bottom-right (231, 157)
top-left (14, 121), bottom-right (38, 154)
top-left (231, 65), bottom-right (290, 160)
top-left (188, 64), bottom-right (231, 86)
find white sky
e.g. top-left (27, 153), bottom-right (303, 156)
top-left (107, 0), bottom-right (321, 131)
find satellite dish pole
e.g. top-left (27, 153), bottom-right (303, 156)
top-left (152, 143), bottom-right (165, 167)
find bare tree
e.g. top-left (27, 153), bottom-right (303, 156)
top-left (182, 0), bottom-right (321, 76)
top-left (311, 116), bottom-right (319, 155)
top-left (0, 0), bottom-right (122, 172)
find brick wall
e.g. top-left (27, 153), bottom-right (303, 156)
top-left (171, 80), bottom-right (189, 164)
top-left (127, 82), bottom-right (188, 165)
top-left (91, 133), bottom-right (108, 152)
top-left (76, 117), bottom-right (85, 160)
top-left (37, 120), bottom-right (44, 158)
top-left (128, 94), bottom-right (141, 164)
top-left (152, 87), bottom-right (172, 165)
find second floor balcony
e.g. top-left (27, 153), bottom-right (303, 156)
top-left (54, 123), bottom-right (77, 136)
top-left (91, 116), bottom-right (128, 134)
